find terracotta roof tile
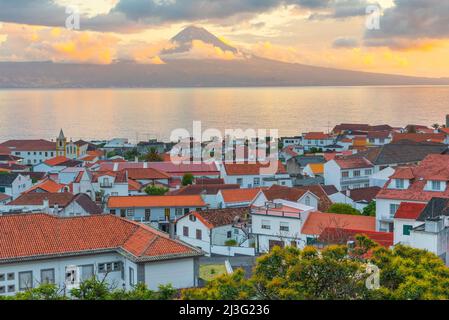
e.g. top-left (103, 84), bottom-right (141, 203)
top-left (319, 227), bottom-right (393, 247)
top-left (377, 155), bottom-right (449, 202)
top-left (221, 188), bottom-right (265, 204)
top-left (181, 207), bottom-right (250, 229)
top-left (8, 192), bottom-right (75, 207)
top-left (108, 195), bottom-right (206, 208)
top-left (304, 132), bottom-right (332, 140)
top-left (124, 168), bottom-right (170, 180)
top-left (301, 212), bottom-right (376, 236)
top-left (348, 187), bottom-right (381, 203)
top-left (0, 214), bottom-right (201, 262)
top-left (44, 156), bottom-right (71, 166)
top-left (0, 140), bottom-right (56, 151)
top-left (169, 184), bottom-right (240, 196)
top-left (392, 133), bottom-right (445, 143)
top-left (334, 157), bottom-right (373, 169)
top-left (394, 202), bottom-right (426, 220)
top-left (224, 161), bottom-right (287, 176)
top-left (26, 179), bottom-right (66, 193)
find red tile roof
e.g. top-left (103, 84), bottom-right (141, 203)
top-left (304, 132), bottom-right (332, 140)
top-left (124, 168), bottom-right (170, 180)
top-left (367, 131), bottom-right (391, 139)
top-left (26, 179), bottom-right (66, 193)
top-left (107, 195), bottom-right (206, 208)
top-left (392, 133), bottom-right (445, 143)
top-left (377, 155), bottom-right (449, 202)
top-left (263, 185), bottom-right (308, 202)
top-left (224, 161), bottom-right (287, 176)
top-left (390, 167), bottom-right (416, 180)
top-left (347, 187), bottom-right (381, 203)
top-left (128, 179), bottom-right (142, 192)
top-left (0, 193), bottom-right (11, 202)
top-left (44, 156), bottom-right (71, 166)
top-left (282, 146), bottom-right (299, 157)
top-left (0, 140), bottom-right (56, 151)
top-left (168, 184), bottom-right (241, 196)
top-left (221, 188), bottom-right (266, 204)
top-left (91, 171), bottom-right (128, 183)
top-left (334, 157), bottom-right (373, 169)
top-left (0, 214), bottom-right (202, 262)
top-left (394, 202), bottom-right (426, 220)
top-left (8, 192), bottom-right (74, 206)
top-left (99, 162), bottom-right (219, 175)
top-left (319, 228), bottom-right (393, 248)
top-left (181, 207), bottom-right (250, 229)
top-left (301, 212), bottom-right (376, 236)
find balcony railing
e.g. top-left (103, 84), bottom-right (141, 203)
top-left (251, 207), bottom-right (301, 219)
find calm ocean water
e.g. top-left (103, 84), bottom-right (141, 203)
top-left (0, 86), bottom-right (448, 142)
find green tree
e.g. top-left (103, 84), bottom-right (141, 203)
top-left (106, 150), bottom-right (117, 159)
top-left (143, 148), bottom-right (163, 162)
top-left (124, 148), bottom-right (139, 161)
top-left (144, 185), bottom-right (169, 196)
top-left (182, 269), bottom-right (254, 300)
top-left (70, 277), bottom-right (111, 300)
top-left (182, 173), bottom-right (194, 186)
top-left (182, 237), bottom-right (449, 300)
top-left (362, 201), bottom-right (376, 217)
top-left (13, 284), bottom-right (65, 300)
top-left (327, 203), bottom-right (362, 215)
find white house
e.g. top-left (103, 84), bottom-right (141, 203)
top-left (324, 157), bottom-right (374, 191)
top-left (175, 207), bottom-right (253, 256)
top-left (367, 131), bottom-right (392, 146)
top-left (221, 161), bottom-right (292, 188)
top-left (251, 184), bottom-right (321, 211)
top-left (0, 214), bottom-right (203, 296)
top-left (0, 173), bottom-right (32, 200)
top-left (1, 192), bottom-right (103, 216)
top-left (281, 136), bottom-right (302, 147)
top-left (301, 132), bottom-right (335, 151)
top-left (405, 197), bottom-right (449, 265)
top-left (72, 170), bottom-right (129, 201)
top-left (392, 202), bottom-right (427, 246)
top-left (0, 140), bottom-right (56, 165)
top-left (375, 155), bottom-right (449, 233)
top-left (251, 199), bottom-right (314, 253)
top-left (106, 195), bottom-right (207, 233)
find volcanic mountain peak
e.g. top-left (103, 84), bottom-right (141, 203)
top-left (165, 25), bottom-right (238, 55)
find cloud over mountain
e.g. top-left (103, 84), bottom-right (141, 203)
top-left (364, 0), bottom-right (449, 50)
top-left (0, 0), bottom-right (373, 32)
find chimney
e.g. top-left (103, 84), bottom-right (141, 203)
top-left (43, 199), bottom-right (50, 213)
top-left (446, 114), bottom-right (449, 128)
top-left (134, 156), bottom-right (139, 163)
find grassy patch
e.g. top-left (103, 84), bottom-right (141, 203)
top-left (199, 264), bottom-right (227, 282)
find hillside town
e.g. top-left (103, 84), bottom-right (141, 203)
top-left (1, 116), bottom-right (449, 297)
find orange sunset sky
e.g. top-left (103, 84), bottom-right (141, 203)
top-left (1, 0), bottom-right (448, 77)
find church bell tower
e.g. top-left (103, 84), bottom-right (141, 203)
top-left (56, 129), bottom-right (67, 157)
